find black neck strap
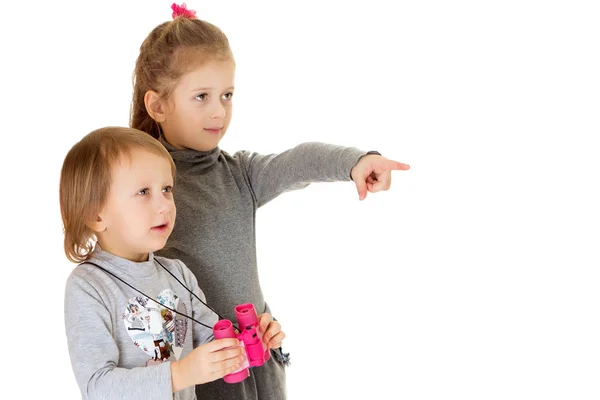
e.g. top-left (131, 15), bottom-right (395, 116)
top-left (81, 259), bottom-right (233, 331)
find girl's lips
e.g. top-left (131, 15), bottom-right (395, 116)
top-left (204, 128), bottom-right (222, 135)
top-left (151, 223), bottom-right (169, 232)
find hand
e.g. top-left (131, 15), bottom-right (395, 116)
top-left (171, 338), bottom-right (244, 391)
top-left (350, 154), bottom-right (410, 200)
top-left (258, 313), bottom-right (286, 349)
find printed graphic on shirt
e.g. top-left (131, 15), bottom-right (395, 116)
top-left (122, 289), bottom-right (189, 366)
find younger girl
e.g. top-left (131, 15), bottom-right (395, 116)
top-left (130, 4), bottom-right (410, 399)
top-left (60, 126), bottom-right (285, 400)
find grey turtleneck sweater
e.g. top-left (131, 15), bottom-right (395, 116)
top-left (156, 140), bottom-right (368, 399)
top-left (156, 141), bottom-right (368, 323)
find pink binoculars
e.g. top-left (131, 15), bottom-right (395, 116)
top-left (212, 303), bottom-right (271, 383)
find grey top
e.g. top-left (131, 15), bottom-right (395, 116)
top-left (64, 246), bottom-right (217, 400)
top-left (156, 141), bottom-right (367, 322)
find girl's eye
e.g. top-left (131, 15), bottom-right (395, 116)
top-left (222, 92), bottom-right (233, 101)
top-left (195, 93), bottom-right (208, 101)
top-left (163, 186), bottom-right (173, 193)
top-left (138, 188), bottom-right (150, 195)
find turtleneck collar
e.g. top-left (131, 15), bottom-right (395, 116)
top-left (159, 135), bottom-right (221, 171)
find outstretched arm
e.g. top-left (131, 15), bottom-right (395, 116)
top-left (239, 142), bottom-right (368, 207)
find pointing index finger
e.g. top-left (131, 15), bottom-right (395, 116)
top-left (380, 159), bottom-right (410, 172)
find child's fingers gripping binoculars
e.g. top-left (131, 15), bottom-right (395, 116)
top-left (213, 303), bottom-right (270, 383)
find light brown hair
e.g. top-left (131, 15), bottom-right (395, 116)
top-left (130, 16), bottom-right (234, 138)
top-left (59, 126), bottom-right (176, 263)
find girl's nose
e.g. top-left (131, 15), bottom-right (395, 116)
top-left (156, 196), bottom-right (173, 214)
top-left (211, 101), bottom-right (226, 119)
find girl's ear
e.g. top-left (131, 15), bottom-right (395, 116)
top-left (144, 90), bottom-right (167, 123)
top-left (86, 215), bottom-right (107, 233)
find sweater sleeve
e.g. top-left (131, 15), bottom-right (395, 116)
top-left (238, 142), bottom-right (368, 207)
top-left (64, 273), bottom-right (172, 400)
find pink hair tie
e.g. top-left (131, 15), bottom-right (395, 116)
top-left (171, 3), bottom-right (196, 19)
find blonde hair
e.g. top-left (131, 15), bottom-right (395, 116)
top-left (59, 127), bottom-right (176, 263)
top-left (130, 16), bottom-right (234, 138)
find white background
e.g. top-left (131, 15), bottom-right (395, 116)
top-left (1, 1), bottom-right (599, 399)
